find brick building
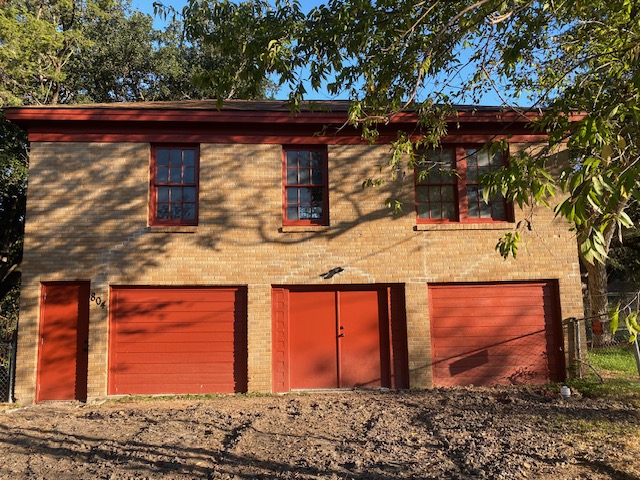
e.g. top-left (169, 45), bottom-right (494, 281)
top-left (6, 101), bottom-right (584, 403)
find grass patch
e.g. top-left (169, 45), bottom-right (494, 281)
top-left (588, 346), bottom-right (639, 375)
top-left (568, 377), bottom-right (640, 399)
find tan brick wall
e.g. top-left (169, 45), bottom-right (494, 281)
top-left (15, 142), bottom-right (583, 402)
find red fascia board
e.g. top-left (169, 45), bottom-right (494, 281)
top-left (5, 106), bottom-right (542, 126)
top-left (20, 118), bottom-right (547, 144)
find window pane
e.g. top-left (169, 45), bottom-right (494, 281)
top-left (171, 187), bottom-right (182, 202)
top-left (311, 187), bottom-right (323, 203)
top-left (183, 167), bottom-right (195, 183)
top-left (299, 152), bottom-right (311, 168)
top-left (467, 165), bottom-right (478, 182)
top-left (286, 206), bottom-right (299, 220)
top-left (299, 187), bottom-right (311, 203)
top-left (479, 201), bottom-right (492, 218)
top-left (300, 206), bottom-right (312, 219)
top-left (416, 186), bottom-right (429, 202)
top-left (156, 149), bottom-right (170, 166)
top-left (440, 149), bottom-right (454, 164)
top-left (170, 149), bottom-right (182, 166)
top-left (183, 150), bottom-right (195, 166)
top-left (467, 186), bottom-right (480, 217)
top-left (466, 149), bottom-right (478, 166)
top-left (311, 168), bottom-right (323, 185)
top-left (311, 206), bottom-right (323, 219)
top-left (286, 169), bottom-right (298, 184)
top-left (417, 204), bottom-right (430, 219)
top-left (157, 186), bottom-right (169, 203)
top-left (477, 151), bottom-right (491, 167)
top-left (490, 152), bottom-right (503, 167)
top-left (492, 199), bottom-right (506, 220)
top-left (286, 188), bottom-right (298, 203)
top-left (170, 204), bottom-right (183, 219)
top-left (169, 167), bottom-right (182, 183)
top-left (311, 151), bottom-right (322, 169)
top-left (429, 168), bottom-right (442, 184)
top-left (183, 204), bottom-right (196, 220)
top-left (156, 167), bottom-right (168, 183)
top-left (183, 187), bottom-right (196, 202)
top-left (286, 151), bottom-right (298, 168)
top-left (477, 165), bottom-right (491, 178)
top-left (156, 204), bottom-right (169, 219)
top-left (442, 202), bottom-right (456, 220)
top-left (441, 185), bottom-right (455, 202)
top-left (430, 203), bottom-right (442, 219)
top-left (299, 168), bottom-right (310, 184)
top-left (429, 186), bottom-right (442, 203)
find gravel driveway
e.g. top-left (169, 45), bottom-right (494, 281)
top-left (1, 387), bottom-right (638, 479)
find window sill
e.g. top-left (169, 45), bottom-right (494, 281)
top-left (280, 225), bottom-right (330, 233)
top-left (414, 222), bottom-right (514, 231)
top-left (147, 226), bottom-right (198, 233)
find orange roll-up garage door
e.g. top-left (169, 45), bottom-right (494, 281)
top-left (429, 282), bottom-right (564, 387)
top-left (109, 287), bottom-right (247, 395)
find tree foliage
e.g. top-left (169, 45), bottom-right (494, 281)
top-left (0, 0), bottom-right (273, 330)
top-left (176, 0), bottom-right (640, 339)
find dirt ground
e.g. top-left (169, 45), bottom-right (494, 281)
top-left (0, 387), bottom-right (639, 480)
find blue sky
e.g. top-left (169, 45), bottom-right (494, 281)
top-left (131, 1), bottom-right (507, 105)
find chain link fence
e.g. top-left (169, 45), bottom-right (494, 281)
top-left (0, 335), bottom-right (16, 403)
top-left (571, 291), bottom-right (640, 382)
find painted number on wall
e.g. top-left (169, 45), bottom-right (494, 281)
top-left (90, 292), bottom-right (107, 309)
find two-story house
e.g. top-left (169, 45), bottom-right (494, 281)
top-left (5, 100), bottom-right (584, 403)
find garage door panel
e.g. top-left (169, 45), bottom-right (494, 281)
top-left (114, 383), bottom-right (236, 396)
top-left (429, 282), bottom-right (563, 387)
top-left (113, 302), bottom-right (238, 315)
top-left (430, 296), bottom-right (547, 309)
top-left (433, 352), bottom-right (549, 368)
top-left (114, 331), bottom-right (236, 344)
top-left (434, 371), bottom-right (550, 387)
top-left (432, 334), bottom-right (548, 350)
top-left (115, 321), bottom-right (235, 335)
top-left (430, 306), bottom-right (546, 319)
top-left (113, 288), bottom-right (237, 302)
top-left (109, 286), bottom-right (247, 395)
top-left (429, 284), bottom-right (549, 297)
top-left (432, 325), bottom-right (547, 337)
top-left (429, 315), bottom-right (549, 329)
top-left (117, 341), bottom-right (234, 354)
top-left (115, 362), bottom-right (235, 376)
top-left (113, 351), bottom-right (236, 366)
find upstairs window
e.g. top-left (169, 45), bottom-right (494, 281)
top-left (415, 147), bottom-right (511, 223)
top-left (150, 145), bottom-right (199, 226)
top-left (283, 147), bottom-right (329, 226)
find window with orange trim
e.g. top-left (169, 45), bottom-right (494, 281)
top-left (150, 145), bottom-right (199, 226)
top-left (415, 147), bottom-right (511, 223)
top-left (283, 147), bottom-right (329, 226)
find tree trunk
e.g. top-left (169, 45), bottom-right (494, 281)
top-left (580, 204), bottom-right (627, 346)
top-left (584, 259), bottom-right (613, 346)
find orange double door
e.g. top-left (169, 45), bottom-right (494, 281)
top-left (272, 286), bottom-right (408, 392)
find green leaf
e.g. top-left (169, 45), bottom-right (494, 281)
top-left (609, 305), bottom-right (620, 334)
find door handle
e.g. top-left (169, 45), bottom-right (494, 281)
top-left (338, 333), bottom-right (345, 338)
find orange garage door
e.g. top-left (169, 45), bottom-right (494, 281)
top-left (109, 287), bottom-right (247, 395)
top-left (429, 282), bottom-right (565, 386)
